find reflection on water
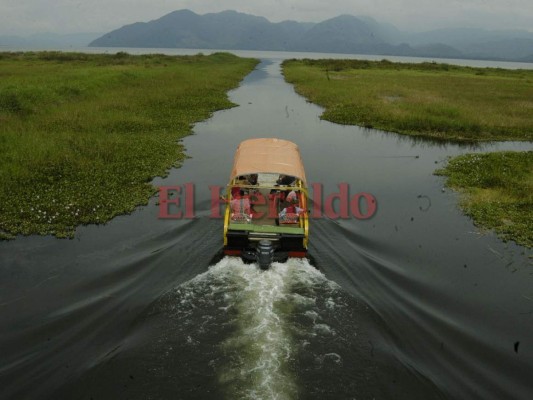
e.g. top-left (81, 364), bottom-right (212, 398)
top-left (1, 51), bottom-right (532, 400)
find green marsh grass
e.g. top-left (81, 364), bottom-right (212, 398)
top-left (0, 51), bottom-right (258, 239)
top-left (282, 59), bottom-right (533, 142)
top-left (435, 151), bottom-right (532, 248)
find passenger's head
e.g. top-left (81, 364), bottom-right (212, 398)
top-left (286, 191), bottom-right (298, 204)
top-left (231, 186), bottom-right (243, 198)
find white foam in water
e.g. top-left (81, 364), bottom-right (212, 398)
top-left (217, 258), bottom-right (296, 399)
top-left (313, 323), bottom-right (336, 337)
top-left (176, 256), bottom-right (342, 399)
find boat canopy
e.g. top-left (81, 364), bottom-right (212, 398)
top-left (229, 138), bottom-right (307, 184)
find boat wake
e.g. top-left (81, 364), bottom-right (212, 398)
top-left (168, 256), bottom-right (341, 399)
top-left (216, 258), bottom-right (297, 399)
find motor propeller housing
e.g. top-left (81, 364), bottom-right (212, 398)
top-left (256, 240), bottom-right (274, 270)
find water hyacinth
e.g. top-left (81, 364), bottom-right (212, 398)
top-left (435, 151), bottom-right (532, 248)
top-left (0, 52), bottom-right (259, 239)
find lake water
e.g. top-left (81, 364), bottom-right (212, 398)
top-left (1, 48), bottom-right (532, 399)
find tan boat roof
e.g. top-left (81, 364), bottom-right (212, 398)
top-left (230, 138), bottom-right (307, 184)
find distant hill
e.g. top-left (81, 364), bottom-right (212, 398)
top-left (289, 15), bottom-right (388, 53)
top-left (90, 10), bottom-right (418, 56)
top-left (90, 10), bottom-right (305, 50)
top-left (89, 10), bottom-right (533, 62)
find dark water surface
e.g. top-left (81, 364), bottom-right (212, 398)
top-left (1, 56), bottom-right (533, 400)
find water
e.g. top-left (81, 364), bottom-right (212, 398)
top-left (1, 50), bottom-right (532, 400)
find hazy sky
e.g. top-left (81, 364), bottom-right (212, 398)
top-left (1, 0), bottom-right (532, 36)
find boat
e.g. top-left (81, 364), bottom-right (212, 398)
top-left (223, 138), bottom-right (309, 269)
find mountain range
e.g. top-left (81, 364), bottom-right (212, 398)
top-left (2, 10), bottom-right (532, 62)
top-left (88, 10), bottom-right (533, 62)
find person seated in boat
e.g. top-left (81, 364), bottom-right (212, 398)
top-left (230, 190), bottom-right (252, 223)
top-left (233, 174), bottom-right (260, 213)
top-left (278, 192), bottom-right (303, 224)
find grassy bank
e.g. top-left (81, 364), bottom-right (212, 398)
top-left (0, 51), bottom-right (258, 239)
top-left (282, 59), bottom-right (533, 142)
top-left (435, 151), bottom-right (532, 248)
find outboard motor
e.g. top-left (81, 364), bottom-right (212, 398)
top-left (256, 240), bottom-right (274, 270)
